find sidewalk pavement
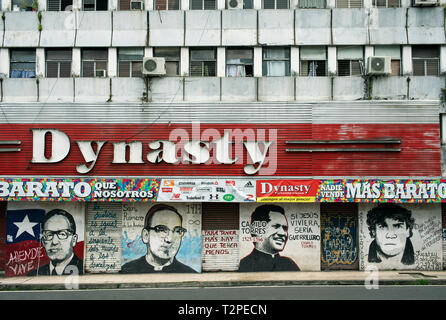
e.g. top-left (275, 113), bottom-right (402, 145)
top-left (0, 270), bottom-right (446, 290)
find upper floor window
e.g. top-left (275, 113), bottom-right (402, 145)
top-left (118, 48), bottom-right (143, 77)
top-left (47, 0), bottom-right (73, 10)
top-left (337, 46), bottom-right (363, 76)
top-left (82, 49), bottom-right (108, 77)
top-left (336, 0), bottom-right (362, 8)
top-left (263, 47), bottom-right (290, 77)
top-left (374, 45), bottom-right (401, 76)
top-left (190, 0), bottom-right (216, 9)
top-left (154, 0), bottom-right (180, 9)
top-left (10, 49), bottom-right (36, 78)
top-left (119, 0), bottom-right (145, 9)
top-left (372, 0), bottom-right (399, 7)
top-left (226, 48), bottom-right (253, 77)
top-left (12, 0), bottom-right (37, 11)
top-left (263, 0), bottom-right (289, 8)
top-left (190, 48), bottom-right (216, 77)
top-left (46, 49), bottom-right (72, 78)
top-left (298, 0), bottom-right (326, 8)
top-left (412, 46), bottom-right (439, 76)
top-left (83, 0), bottom-right (107, 10)
top-left (154, 47), bottom-right (181, 76)
top-left (300, 46), bottom-right (327, 76)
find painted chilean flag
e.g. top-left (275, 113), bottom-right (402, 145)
top-left (5, 209), bottom-right (50, 277)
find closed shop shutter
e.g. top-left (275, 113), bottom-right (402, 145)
top-left (320, 203), bottom-right (359, 270)
top-left (202, 203), bottom-right (239, 272)
top-left (442, 203), bottom-right (446, 270)
top-left (85, 203), bottom-right (122, 273)
top-left (0, 202), bottom-right (6, 271)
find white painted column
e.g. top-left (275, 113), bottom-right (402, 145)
top-left (363, 0), bottom-right (373, 8)
top-left (146, 0), bottom-right (154, 10)
top-left (253, 47), bottom-right (263, 77)
top-left (364, 46), bottom-right (374, 73)
top-left (327, 46), bottom-right (337, 76)
top-left (217, 47), bottom-right (226, 77)
top-left (72, 0), bottom-right (82, 10)
top-left (217, 0), bottom-right (226, 9)
top-left (326, 0), bottom-right (336, 8)
top-left (35, 48), bottom-right (45, 78)
top-left (181, 0), bottom-right (189, 10)
top-left (402, 45), bottom-right (412, 76)
top-left (110, 0), bottom-right (119, 10)
top-left (253, 0), bottom-right (262, 9)
top-left (290, 46), bottom-right (299, 76)
top-left (108, 48), bottom-right (117, 77)
top-left (440, 45), bottom-right (446, 75)
top-left (72, 48), bottom-right (82, 77)
top-left (145, 47), bottom-right (154, 57)
top-left (0, 49), bottom-right (10, 77)
top-left (38, 0), bottom-right (47, 11)
top-left (400, 0), bottom-right (411, 7)
top-left (181, 47), bottom-right (189, 76)
top-left (290, 0), bottom-right (299, 8)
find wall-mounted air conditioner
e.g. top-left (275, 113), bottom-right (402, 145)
top-left (413, 0), bottom-right (437, 6)
top-left (227, 0), bottom-right (243, 9)
top-left (143, 57), bottom-right (166, 76)
top-left (95, 70), bottom-right (107, 77)
top-left (367, 56), bottom-right (391, 75)
top-left (130, 0), bottom-right (144, 9)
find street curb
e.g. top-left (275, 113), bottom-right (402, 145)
top-left (1, 278), bottom-right (446, 290)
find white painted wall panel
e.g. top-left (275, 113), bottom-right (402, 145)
top-left (40, 12), bottom-right (76, 47)
top-left (258, 10), bottom-right (294, 46)
top-left (295, 9), bottom-right (331, 45)
top-left (332, 9), bottom-right (368, 45)
top-left (222, 10), bottom-right (257, 46)
top-left (75, 11), bottom-right (112, 47)
top-left (112, 11), bottom-right (147, 47)
top-left (149, 11), bottom-right (184, 47)
top-left (4, 12), bottom-right (39, 47)
top-left (185, 10), bottom-right (221, 46)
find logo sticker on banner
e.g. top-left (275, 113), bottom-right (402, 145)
top-left (157, 179), bottom-right (256, 202)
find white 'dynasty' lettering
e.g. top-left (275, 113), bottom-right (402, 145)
top-left (243, 141), bottom-right (273, 175)
top-left (147, 140), bottom-right (179, 164)
top-left (183, 140), bottom-right (211, 164)
top-left (112, 141), bottom-right (144, 164)
top-left (214, 131), bottom-right (238, 165)
top-left (31, 129), bottom-right (70, 163)
top-left (76, 141), bottom-right (107, 174)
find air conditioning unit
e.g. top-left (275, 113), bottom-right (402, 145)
top-left (367, 56), bottom-right (391, 75)
top-left (130, 0), bottom-right (144, 9)
top-left (227, 0), bottom-right (243, 9)
top-left (95, 70), bottom-right (107, 77)
top-left (142, 57), bottom-right (166, 76)
top-left (413, 0), bottom-right (437, 6)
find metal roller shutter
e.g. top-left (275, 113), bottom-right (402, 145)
top-left (202, 203), bottom-right (239, 272)
top-left (0, 202), bottom-right (6, 271)
top-left (442, 203), bottom-right (446, 270)
top-left (320, 203), bottom-right (359, 270)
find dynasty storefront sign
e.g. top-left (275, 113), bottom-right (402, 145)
top-left (1, 178), bottom-right (446, 203)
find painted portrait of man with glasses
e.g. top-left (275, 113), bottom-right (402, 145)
top-left (28, 208), bottom-right (83, 276)
top-left (121, 204), bottom-right (197, 273)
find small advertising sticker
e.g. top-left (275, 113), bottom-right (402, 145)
top-left (157, 179), bottom-right (256, 202)
top-left (256, 180), bottom-right (321, 202)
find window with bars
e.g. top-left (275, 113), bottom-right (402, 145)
top-left (298, 0), bottom-right (326, 8)
top-left (337, 60), bottom-right (362, 76)
top-left (10, 49), bottom-right (36, 78)
top-left (47, 0), bottom-right (73, 10)
top-left (263, 0), bottom-right (289, 8)
top-left (46, 49), bottom-right (72, 78)
top-left (190, 0), bottom-right (216, 9)
top-left (336, 0), bottom-right (362, 7)
top-left (263, 47), bottom-right (290, 77)
top-left (412, 46), bottom-right (439, 76)
top-left (83, 0), bottom-right (107, 10)
top-left (372, 0), bottom-right (399, 7)
top-left (154, 0), bottom-right (180, 9)
top-left (300, 46), bottom-right (327, 76)
top-left (118, 48), bottom-right (143, 78)
top-left (337, 46), bottom-right (363, 76)
top-left (153, 47), bottom-right (181, 76)
top-left (226, 48), bottom-right (253, 77)
top-left (190, 48), bottom-right (216, 77)
top-left (82, 49), bottom-right (108, 77)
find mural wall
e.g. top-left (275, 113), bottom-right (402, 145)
top-left (6, 202), bottom-right (85, 277)
top-left (120, 202), bottom-right (202, 273)
top-left (239, 203), bottom-right (320, 271)
top-left (359, 203), bottom-right (443, 271)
